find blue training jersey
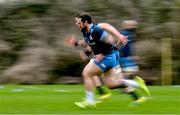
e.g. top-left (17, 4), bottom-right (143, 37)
top-left (119, 29), bottom-right (135, 57)
top-left (81, 24), bottom-right (114, 55)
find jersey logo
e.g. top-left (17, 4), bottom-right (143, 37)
top-left (88, 42), bottom-right (95, 45)
top-left (90, 36), bottom-right (93, 40)
top-left (100, 63), bottom-right (106, 68)
top-left (86, 35), bottom-right (95, 45)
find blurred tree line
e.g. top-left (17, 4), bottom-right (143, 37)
top-left (0, 0), bottom-right (179, 84)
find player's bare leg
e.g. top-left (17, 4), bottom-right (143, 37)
top-left (75, 61), bottom-right (101, 109)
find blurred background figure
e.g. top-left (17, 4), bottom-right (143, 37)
top-left (119, 20), bottom-right (139, 77)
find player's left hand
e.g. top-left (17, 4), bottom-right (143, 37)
top-left (119, 36), bottom-right (128, 46)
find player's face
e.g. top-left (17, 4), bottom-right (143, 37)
top-left (75, 17), bottom-right (85, 31)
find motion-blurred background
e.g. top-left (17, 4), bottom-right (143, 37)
top-left (0, 0), bottom-right (179, 85)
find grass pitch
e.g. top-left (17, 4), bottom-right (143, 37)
top-left (0, 84), bottom-right (180, 114)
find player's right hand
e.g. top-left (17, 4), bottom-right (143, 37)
top-left (64, 34), bottom-right (77, 46)
top-left (95, 54), bottom-right (104, 62)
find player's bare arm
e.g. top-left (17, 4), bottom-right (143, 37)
top-left (79, 46), bottom-right (92, 61)
top-left (64, 34), bottom-right (88, 48)
top-left (98, 23), bottom-right (128, 45)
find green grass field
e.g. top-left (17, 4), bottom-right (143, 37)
top-left (0, 84), bottom-right (180, 114)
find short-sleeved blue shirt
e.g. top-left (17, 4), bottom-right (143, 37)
top-left (81, 24), bottom-right (114, 55)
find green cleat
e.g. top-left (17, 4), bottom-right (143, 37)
top-left (95, 100), bottom-right (103, 104)
top-left (97, 92), bottom-right (112, 101)
top-left (134, 96), bottom-right (146, 104)
top-left (129, 96), bottom-right (146, 107)
top-left (75, 100), bottom-right (96, 109)
top-left (94, 92), bottom-right (111, 104)
top-left (135, 76), bottom-right (150, 96)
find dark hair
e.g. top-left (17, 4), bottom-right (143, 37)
top-left (75, 12), bottom-right (93, 24)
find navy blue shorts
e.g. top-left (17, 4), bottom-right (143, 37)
top-left (119, 57), bottom-right (139, 72)
top-left (92, 52), bottom-right (118, 72)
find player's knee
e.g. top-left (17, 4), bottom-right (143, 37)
top-left (105, 82), bottom-right (117, 89)
top-left (82, 71), bottom-right (87, 78)
top-left (82, 70), bottom-right (91, 78)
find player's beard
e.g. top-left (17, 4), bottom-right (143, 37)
top-left (81, 27), bottom-right (87, 33)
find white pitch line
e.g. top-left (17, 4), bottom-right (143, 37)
top-left (23, 86), bottom-right (70, 92)
top-left (0, 86), bottom-right (5, 89)
top-left (23, 86), bottom-right (45, 90)
top-left (53, 89), bottom-right (70, 93)
top-left (11, 89), bottom-right (25, 92)
top-left (172, 85), bottom-right (180, 87)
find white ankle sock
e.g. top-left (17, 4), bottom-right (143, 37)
top-left (85, 91), bottom-right (95, 103)
top-left (122, 79), bottom-right (139, 88)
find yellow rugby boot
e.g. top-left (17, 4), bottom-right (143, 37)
top-left (97, 92), bottom-right (112, 101)
top-left (75, 99), bottom-right (96, 109)
top-left (129, 96), bottom-right (146, 107)
top-left (135, 76), bottom-right (150, 96)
